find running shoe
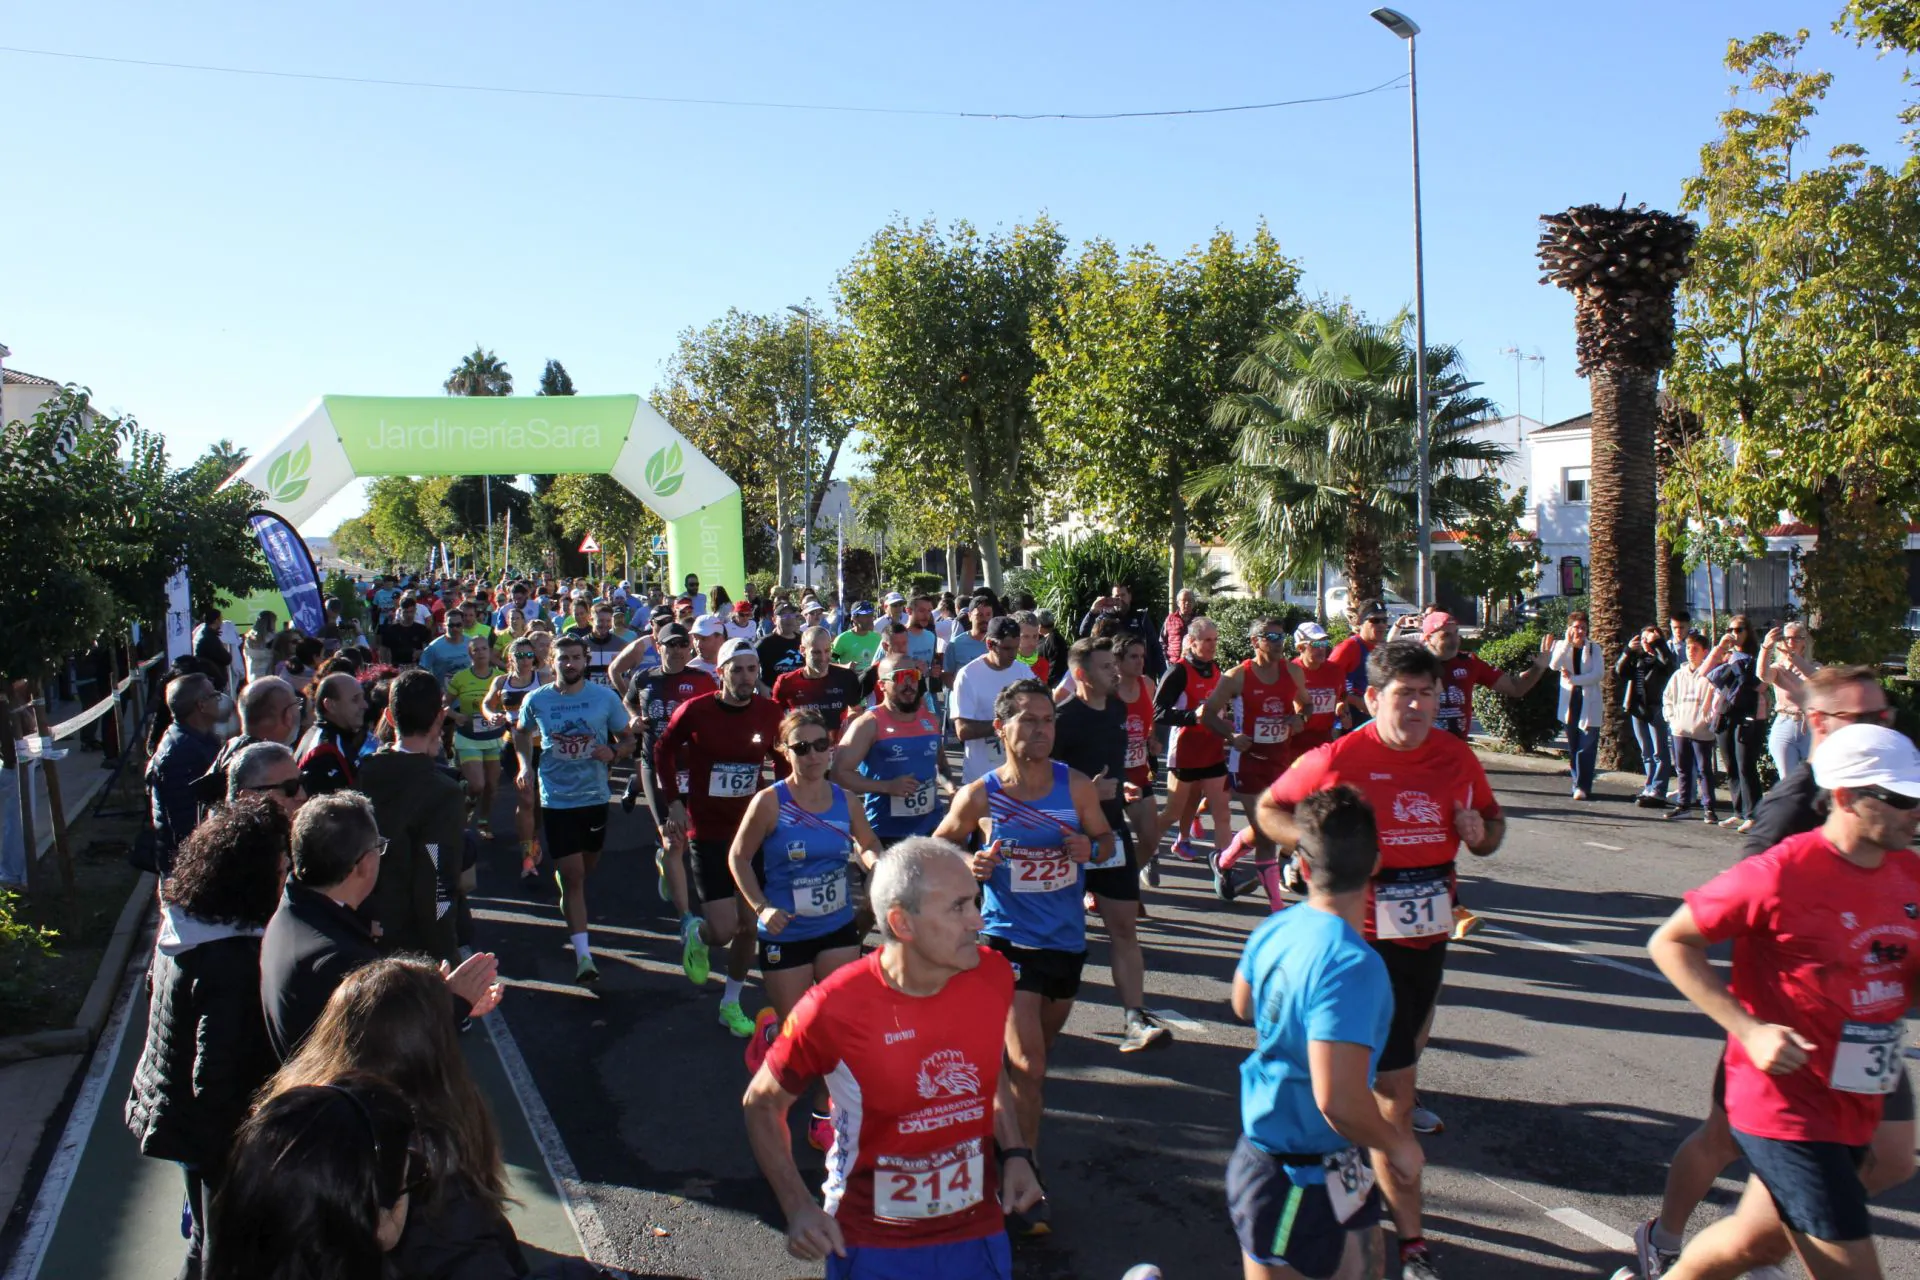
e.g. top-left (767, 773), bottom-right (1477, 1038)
top-left (1718, 815), bottom-right (1742, 828)
top-left (1280, 856), bottom-right (1306, 895)
top-left (718, 1000), bottom-right (755, 1038)
top-left (1209, 851), bottom-right (1235, 902)
top-left (1399, 1244), bottom-right (1441, 1280)
top-left (1170, 836), bottom-right (1202, 862)
top-left (1662, 805), bottom-right (1691, 821)
top-left (744, 1007), bottom-right (779, 1074)
top-left (520, 849), bottom-right (542, 883)
top-left (1632, 1219), bottom-right (1678, 1278)
top-left (1450, 905), bottom-right (1483, 940)
top-left (654, 846), bottom-right (671, 903)
top-left (1409, 1103), bottom-right (1444, 1135)
top-left (1703, 812), bottom-right (1720, 824)
top-left (1188, 818), bottom-right (1205, 841)
top-left (1119, 1009), bottom-right (1170, 1053)
top-left (1140, 859), bottom-right (1162, 889)
top-left (807, 1111), bottom-right (833, 1152)
top-left (680, 915), bottom-right (711, 986)
top-left (574, 954), bottom-right (600, 986)
top-left (620, 786), bottom-right (638, 814)
top-left (1736, 818), bottom-right (1756, 834)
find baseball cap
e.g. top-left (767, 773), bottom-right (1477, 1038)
top-left (717, 637), bottom-right (758, 668)
top-left (656, 622), bottom-right (691, 642)
top-left (692, 615), bottom-right (726, 637)
top-left (851, 600), bottom-right (875, 616)
top-left (1351, 598), bottom-right (1389, 622)
top-left (1294, 621), bottom-right (1330, 644)
top-left (802, 600), bottom-right (826, 614)
top-left (883, 591), bottom-right (907, 606)
top-left (776, 602), bottom-right (799, 616)
top-left (570, 588), bottom-right (590, 601)
top-left (986, 616), bottom-right (1021, 641)
top-left (1419, 611), bottom-right (1457, 638)
top-left (1811, 724), bottom-right (1920, 798)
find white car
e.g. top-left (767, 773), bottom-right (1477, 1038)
top-left (1322, 584), bottom-right (1417, 622)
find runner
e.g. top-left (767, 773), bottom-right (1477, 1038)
top-left (1201, 617), bottom-right (1309, 896)
top-left (742, 837), bottom-right (1042, 1278)
top-left (1230, 785), bottom-right (1422, 1280)
top-left (758, 604), bottom-right (807, 686)
top-left (511, 635), bottom-right (634, 985)
top-left (771, 626), bottom-right (866, 737)
top-left (835, 655), bottom-right (947, 848)
top-left (730, 708), bottom-right (882, 1150)
top-left (830, 601), bottom-right (881, 669)
top-left (951, 617), bottom-right (1030, 786)
top-left (1291, 623), bottom-right (1346, 758)
top-left (579, 602), bottom-right (627, 691)
top-left (1051, 637), bottom-right (1168, 1054)
top-left (1628, 668), bottom-right (1914, 1279)
top-left (690, 614), bottom-right (727, 674)
top-left (418, 608), bottom-right (471, 686)
top-left (1109, 632), bottom-right (1165, 893)
top-left (1328, 601), bottom-right (1392, 732)
top-left (655, 638), bottom-right (784, 1036)
top-left (446, 635), bottom-right (506, 837)
top-left (934, 678), bottom-right (1111, 1235)
top-left (1644, 724), bottom-right (1920, 1280)
top-left (621, 623), bottom-right (718, 931)
top-left (484, 638), bottom-right (548, 882)
top-left (1156, 617), bottom-right (1232, 862)
top-left (1254, 640), bottom-right (1505, 1280)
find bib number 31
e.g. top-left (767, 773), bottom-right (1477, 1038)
top-left (1374, 869), bottom-right (1451, 940)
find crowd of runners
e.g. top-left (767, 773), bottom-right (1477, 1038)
top-left (129, 570), bottom-right (1920, 1280)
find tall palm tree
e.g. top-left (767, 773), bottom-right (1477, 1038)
top-left (1192, 308), bottom-right (1510, 609)
top-left (1537, 202), bottom-right (1696, 768)
top-left (443, 346), bottom-right (513, 397)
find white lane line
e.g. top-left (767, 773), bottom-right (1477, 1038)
top-left (483, 1007), bottom-right (616, 1264)
top-left (1582, 841), bottom-right (1624, 851)
top-left (1142, 1008), bottom-right (1210, 1033)
top-left (1480, 922), bottom-right (1668, 986)
top-left (1549, 1206), bottom-right (1635, 1251)
top-left (3, 932), bottom-right (146, 1280)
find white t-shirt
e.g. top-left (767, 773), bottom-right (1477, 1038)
top-left (721, 619), bottom-right (759, 641)
top-left (951, 655), bottom-right (1031, 784)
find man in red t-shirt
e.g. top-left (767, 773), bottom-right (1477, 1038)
top-left (1419, 612), bottom-right (1549, 743)
top-left (1326, 601), bottom-right (1392, 731)
top-left (745, 837), bottom-right (1041, 1277)
top-left (1256, 640), bottom-right (1505, 1280)
top-left (1647, 724), bottom-right (1920, 1279)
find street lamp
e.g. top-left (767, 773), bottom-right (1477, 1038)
top-left (1371, 6), bottom-right (1431, 610)
top-left (786, 303), bottom-right (815, 593)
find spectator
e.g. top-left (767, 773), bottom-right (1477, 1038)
top-left (356, 670), bottom-right (465, 963)
top-left (1162, 587), bottom-right (1199, 669)
top-left (241, 612), bottom-right (278, 685)
top-left (1616, 623), bottom-right (1676, 808)
top-left (1759, 620), bottom-right (1818, 778)
top-left (1033, 609), bottom-right (1069, 686)
top-left (192, 607), bottom-right (233, 694)
top-left (124, 796), bottom-right (288, 1280)
top-left (195, 677), bottom-right (299, 810)
top-left (225, 742), bottom-right (307, 820)
top-left (147, 673), bottom-right (229, 876)
top-left (1705, 613), bottom-right (1768, 832)
top-left (1547, 610), bottom-right (1604, 801)
top-left (1662, 630), bottom-right (1725, 824)
top-left (204, 1075), bottom-right (418, 1280)
top-left (295, 671), bottom-right (370, 797)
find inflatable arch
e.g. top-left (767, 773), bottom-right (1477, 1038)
top-left (223, 395), bottom-right (744, 592)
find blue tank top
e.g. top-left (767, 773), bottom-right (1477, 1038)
top-left (757, 782), bottom-right (856, 941)
top-left (982, 761), bottom-right (1085, 954)
top-left (859, 705), bottom-right (945, 840)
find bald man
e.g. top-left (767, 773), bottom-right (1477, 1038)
top-left (297, 672), bottom-right (370, 797)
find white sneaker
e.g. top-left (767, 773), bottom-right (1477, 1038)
top-left (1410, 1103), bottom-right (1444, 1135)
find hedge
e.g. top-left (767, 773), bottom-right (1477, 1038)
top-left (1471, 625), bottom-right (1561, 751)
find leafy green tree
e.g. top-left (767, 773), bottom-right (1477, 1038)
top-left (444, 346), bottom-right (513, 396)
top-left (364, 475), bottom-right (435, 569)
top-left (838, 215), bottom-right (1066, 592)
top-left (1033, 226), bottom-right (1301, 601)
top-left (1668, 30), bottom-right (1920, 664)
top-left (537, 359), bottom-right (575, 397)
top-left (1437, 486), bottom-right (1550, 622)
top-left (544, 474), bottom-right (663, 581)
top-left (1193, 307), bottom-right (1510, 610)
top-left (442, 346), bottom-right (519, 573)
top-left (331, 515), bottom-right (386, 570)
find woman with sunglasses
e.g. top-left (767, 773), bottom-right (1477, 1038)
top-left (205, 1074), bottom-right (419, 1280)
top-left (728, 708), bottom-right (881, 1154)
top-left (486, 641), bottom-right (549, 882)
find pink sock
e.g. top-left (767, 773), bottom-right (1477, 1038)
top-left (1257, 862), bottom-right (1286, 911)
top-left (1217, 828), bottom-right (1253, 869)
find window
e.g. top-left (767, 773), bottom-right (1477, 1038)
top-left (1563, 467), bottom-right (1590, 504)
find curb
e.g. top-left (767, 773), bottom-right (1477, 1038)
top-left (0, 872), bottom-right (153, 1065)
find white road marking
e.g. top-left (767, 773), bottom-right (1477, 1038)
top-left (1142, 1008), bottom-right (1209, 1033)
top-left (1481, 922), bottom-right (1668, 986)
top-left (1549, 1206), bottom-right (1635, 1251)
top-left (1582, 841), bottom-right (1624, 851)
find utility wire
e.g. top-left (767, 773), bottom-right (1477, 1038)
top-left (0, 44), bottom-right (1407, 121)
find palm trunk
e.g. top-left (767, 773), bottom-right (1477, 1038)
top-left (1587, 366), bottom-right (1659, 774)
top-left (1344, 515), bottom-right (1383, 610)
top-left (1654, 534), bottom-right (1687, 621)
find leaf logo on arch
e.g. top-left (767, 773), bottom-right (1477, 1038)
top-left (644, 442), bottom-right (685, 498)
top-left (265, 444), bottom-right (312, 505)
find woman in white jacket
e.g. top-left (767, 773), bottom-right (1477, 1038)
top-left (1547, 610), bottom-right (1604, 799)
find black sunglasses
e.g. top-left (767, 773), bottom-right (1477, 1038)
top-left (244, 778), bottom-right (306, 799)
top-left (662, 637), bottom-right (691, 649)
top-left (1857, 786), bottom-right (1920, 811)
top-left (785, 738), bottom-right (831, 757)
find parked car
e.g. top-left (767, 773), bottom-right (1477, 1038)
top-left (1322, 584), bottom-right (1415, 622)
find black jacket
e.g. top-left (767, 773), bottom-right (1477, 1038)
top-left (356, 749), bottom-right (465, 963)
top-left (296, 721), bottom-right (366, 797)
top-left (124, 908), bottom-right (277, 1173)
top-left (260, 881), bottom-right (382, 1060)
top-left (391, 1184), bottom-right (529, 1280)
top-left (146, 723), bottom-right (222, 873)
top-left (1740, 761), bottom-right (1826, 859)
top-left (1614, 644), bottom-right (1675, 719)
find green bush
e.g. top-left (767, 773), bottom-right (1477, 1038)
top-left (898, 571), bottom-right (943, 600)
top-left (1906, 637), bottom-right (1920, 676)
top-left (1022, 533), bottom-right (1165, 627)
top-left (1472, 625), bottom-right (1560, 751)
top-left (1206, 598), bottom-right (1312, 666)
top-left (1531, 594), bottom-right (1588, 638)
top-left (1886, 676), bottom-right (1920, 746)
top-left (746, 571), bottom-right (777, 603)
top-left (0, 889), bottom-right (58, 1028)
top-left (323, 571), bottom-right (367, 623)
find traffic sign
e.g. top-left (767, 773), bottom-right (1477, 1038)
top-left (579, 532), bottom-right (601, 554)
top-left (650, 535), bottom-right (667, 554)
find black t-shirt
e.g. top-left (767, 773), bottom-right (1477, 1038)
top-left (1739, 761), bottom-right (1826, 858)
top-left (1051, 695), bottom-right (1129, 830)
top-left (379, 621), bottom-right (432, 664)
top-left (757, 633), bottom-right (804, 681)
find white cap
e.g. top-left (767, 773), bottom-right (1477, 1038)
top-left (1294, 621), bottom-right (1330, 644)
top-left (691, 615), bottom-right (727, 637)
top-left (1812, 723), bottom-right (1920, 798)
top-left (883, 591), bottom-right (907, 605)
top-left (717, 637), bottom-right (759, 668)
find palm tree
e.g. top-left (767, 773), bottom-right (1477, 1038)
top-left (443, 346), bottom-right (513, 397)
top-left (1192, 308), bottom-right (1510, 611)
top-left (1537, 202), bottom-right (1696, 768)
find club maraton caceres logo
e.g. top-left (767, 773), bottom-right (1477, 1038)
top-left (645, 442), bottom-right (684, 498)
top-left (264, 445), bottom-right (311, 504)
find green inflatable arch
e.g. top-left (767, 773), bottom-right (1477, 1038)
top-left (223, 395), bottom-right (744, 591)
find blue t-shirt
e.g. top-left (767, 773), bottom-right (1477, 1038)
top-left (757, 782), bottom-right (856, 941)
top-left (1236, 906), bottom-right (1392, 1182)
top-left (419, 635), bottom-right (471, 685)
top-left (516, 682), bottom-right (630, 810)
top-left (906, 628), bottom-right (938, 670)
top-left (981, 761), bottom-right (1085, 954)
top-left (945, 633), bottom-right (988, 672)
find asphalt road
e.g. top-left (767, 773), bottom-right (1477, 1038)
top-left (468, 747), bottom-right (1920, 1280)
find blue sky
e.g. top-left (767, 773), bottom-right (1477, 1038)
top-left (3, 1), bottom-right (1913, 537)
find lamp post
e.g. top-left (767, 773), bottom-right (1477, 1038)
top-left (786, 303), bottom-right (815, 592)
top-left (1371, 6), bottom-right (1431, 609)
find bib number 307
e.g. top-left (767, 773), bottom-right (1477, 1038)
top-left (876, 1140), bottom-right (985, 1221)
top-left (1374, 869), bottom-right (1451, 940)
top-left (1832, 1021), bottom-right (1902, 1095)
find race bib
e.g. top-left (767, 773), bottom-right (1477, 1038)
top-left (470, 714), bottom-right (493, 736)
top-left (793, 869), bottom-right (849, 918)
top-left (1309, 687), bottom-right (1338, 715)
top-left (1831, 1021), bottom-right (1902, 1095)
top-left (1322, 1147), bottom-right (1376, 1224)
top-left (1009, 847), bottom-right (1075, 894)
top-left (1124, 739), bottom-right (1147, 770)
top-left (983, 737), bottom-right (1006, 765)
top-left (889, 780), bottom-right (936, 818)
top-left (708, 762), bottom-right (759, 798)
top-left (875, 1140), bottom-right (985, 1221)
top-left (1374, 867), bottom-right (1451, 939)
top-left (552, 736), bottom-right (595, 761)
top-left (1252, 717), bottom-right (1288, 745)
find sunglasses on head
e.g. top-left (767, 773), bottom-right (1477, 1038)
top-left (785, 737), bottom-right (831, 757)
top-left (1856, 786), bottom-right (1920, 811)
top-left (244, 777), bottom-right (305, 799)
